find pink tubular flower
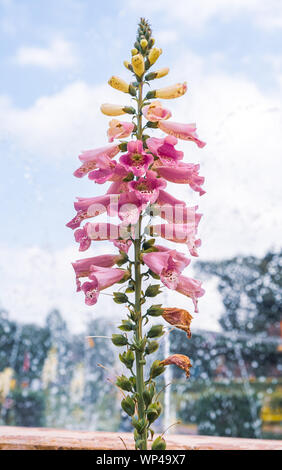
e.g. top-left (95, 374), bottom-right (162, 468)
top-left (119, 140), bottom-right (154, 177)
top-left (129, 171), bottom-right (167, 204)
top-left (175, 275), bottom-right (205, 312)
top-left (148, 223), bottom-right (201, 257)
top-left (142, 101), bottom-right (171, 122)
top-left (72, 254), bottom-right (126, 291)
top-left (158, 121), bottom-right (206, 148)
top-left (146, 136), bottom-right (183, 166)
top-left (107, 119), bottom-right (134, 142)
top-left (113, 238), bottom-right (133, 253)
top-left (74, 223), bottom-right (92, 251)
top-left (74, 144), bottom-right (120, 178)
top-left (154, 203), bottom-right (202, 226)
top-left (155, 162), bottom-right (205, 196)
top-left (118, 192), bottom-right (145, 225)
top-left (143, 249), bottom-right (190, 289)
top-left (66, 194), bottom-right (118, 229)
top-left (81, 266), bottom-right (127, 306)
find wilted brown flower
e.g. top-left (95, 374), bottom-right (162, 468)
top-left (160, 354), bottom-right (192, 378)
top-left (162, 308), bottom-right (193, 338)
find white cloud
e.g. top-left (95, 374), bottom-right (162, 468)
top-left (14, 38), bottom-right (78, 69)
top-left (0, 80), bottom-right (133, 159)
top-left (127, 0), bottom-right (282, 31)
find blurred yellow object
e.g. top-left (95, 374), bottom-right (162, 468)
top-left (0, 367), bottom-right (14, 400)
top-left (87, 337), bottom-right (95, 348)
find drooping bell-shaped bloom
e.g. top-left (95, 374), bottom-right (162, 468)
top-left (154, 203), bottom-right (202, 226)
top-left (156, 189), bottom-right (186, 208)
top-left (72, 253), bottom-right (127, 291)
top-left (158, 121), bottom-right (206, 148)
top-left (142, 101), bottom-right (171, 122)
top-left (129, 171), bottom-right (166, 204)
top-left (162, 308), bottom-right (193, 338)
top-left (88, 159), bottom-right (127, 184)
top-left (74, 144), bottom-right (120, 178)
top-left (119, 140), bottom-right (154, 177)
top-left (107, 119), bottom-right (134, 142)
top-left (142, 249), bottom-right (190, 289)
top-left (148, 223), bottom-right (201, 257)
top-left (74, 222), bottom-right (132, 251)
top-left (175, 275), bottom-right (205, 312)
top-left (113, 238), bottom-right (133, 254)
top-left (74, 223), bottom-right (92, 251)
top-left (66, 194), bottom-right (119, 229)
top-left (118, 191), bottom-right (145, 225)
top-left (81, 265), bottom-right (128, 306)
top-left (155, 162), bottom-right (205, 196)
top-left (160, 354), bottom-right (192, 378)
top-left (146, 135), bottom-right (183, 166)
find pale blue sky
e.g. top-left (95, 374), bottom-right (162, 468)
top-left (1, 0), bottom-right (281, 330)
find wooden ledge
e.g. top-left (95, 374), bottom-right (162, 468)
top-left (0, 426), bottom-right (281, 450)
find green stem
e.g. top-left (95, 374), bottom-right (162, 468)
top-left (134, 80), bottom-right (147, 450)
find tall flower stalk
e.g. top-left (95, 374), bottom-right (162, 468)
top-left (67, 18), bottom-right (206, 450)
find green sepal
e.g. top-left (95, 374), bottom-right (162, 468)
top-left (111, 334), bottom-right (128, 347)
top-left (123, 106), bottom-right (136, 115)
top-left (119, 142), bottom-right (128, 152)
top-left (145, 340), bottom-right (159, 355)
top-left (151, 436), bottom-right (166, 450)
top-left (129, 84), bottom-right (137, 96)
top-left (147, 325), bottom-right (164, 338)
top-left (146, 121), bottom-right (159, 128)
top-left (145, 284), bottom-right (162, 297)
top-left (118, 319), bottom-right (135, 331)
top-left (146, 90), bottom-right (156, 99)
top-left (119, 349), bottom-right (135, 369)
top-left (116, 252), bottom-right (129, 266)
top-left (150, 360), bottom-right (165, 379)
top-left (148, 269), bottom-right (160, 280)
top-left (113, 292), bottom-right (129, 304)
top-left (132, 417), bottom-right (147, 434)
top-left (142, 238), bottom-right (155, 250)
top-left (121, 396), bottom-right (135, 416)
top-left (116, 375), bottom-right (133, 392)
top-left (147, 402), bottom-right (162, 424)
top-left (146, 304), bottom-right (163, 317)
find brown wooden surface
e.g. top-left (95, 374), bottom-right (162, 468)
top-left (0, 426), bottom-right (281, 450)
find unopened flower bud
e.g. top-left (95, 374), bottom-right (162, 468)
top-left (145, 67), bottom-right (169, 81)
top-left (123, 60), bottom-right (133, 72)
top-left (150, 360), bottom-right (165, 379)
top-left (148, 38), bottom-right (155, 48)
top-left (156, 67), bottom-right (169, 78)
top-left (116, 375), bottom-right (132, 392)
top-left (155, 82), bottom-right (187, 99)
top-left (111, 334), bottom-right (128, 346)
top-left (147, 325), bottom-right (164, 338)
top-left (131, 48), bottom-right (139, 56)
top-left (152, 436), bottom-right (166, 450)
top-left (140, 38), bottom-right (148, 50)
top-left (131, 53), bottom-right (145, 77)
top-left (108, 76), bottom-right (130, 93)
top-left (100, 103), bottom-right (127, 116)
top-left (148, 47), bottom-right (162, 65)
top-left (121, 396), bottom-right (135, 416)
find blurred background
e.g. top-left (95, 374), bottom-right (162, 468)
top-left (0, 0), bottom-right (281, 439)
